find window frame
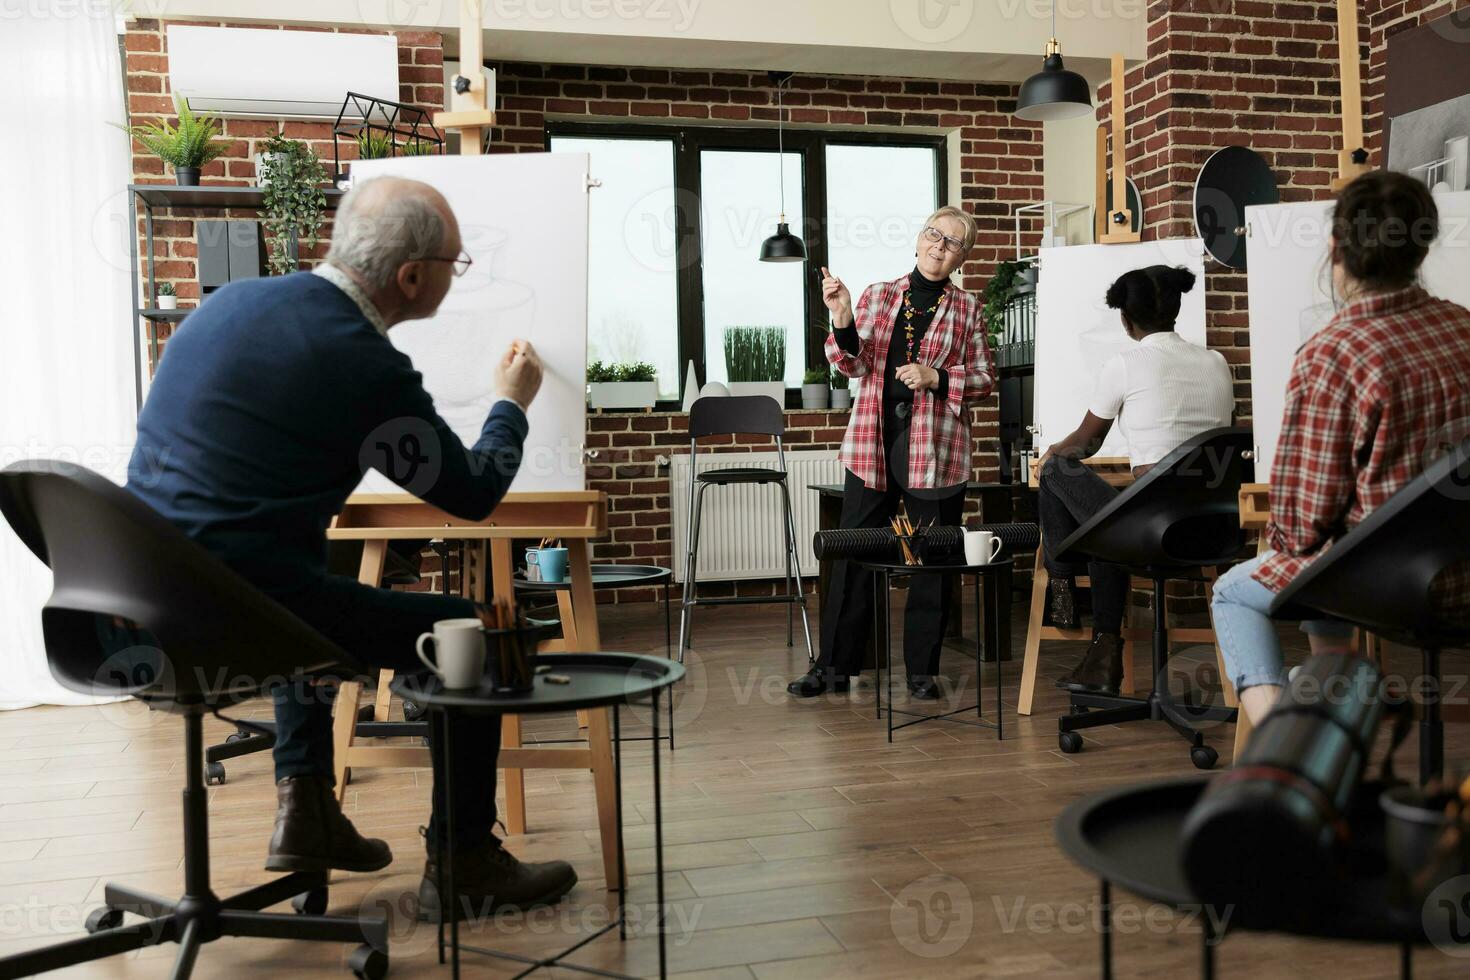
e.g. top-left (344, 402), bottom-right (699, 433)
top-left (547, 121), bottom-right (947, 410)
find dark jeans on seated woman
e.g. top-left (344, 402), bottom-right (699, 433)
top-left (269, 576), bottom-right (500, 852)
top-left (1037, 455), bottom-right (1129, 635)
top-left (818, 466), bottom-right (966, 678)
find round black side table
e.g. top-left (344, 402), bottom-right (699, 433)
top-left (853, 558), bottom-right (1013, 741)
top-left (514, 564), bottom-right (676, 747)
top-left (393, 652), bottom-right (684, 980)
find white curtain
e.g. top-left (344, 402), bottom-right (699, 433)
top-left (0, 9), bottom-right (137, 708)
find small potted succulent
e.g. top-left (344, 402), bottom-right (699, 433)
top-left (801, 367), bottom-right (830, 410)
top-left (586, 360), bottom-right (659, 411)
top-left (155, 281), bottom-right (177, 311)
top-left (830, 368), bottom-right (851, 410)
top-left (724, 325), bottom-right (787, 405)
top-left (119, 96), bottom-right (228, 186)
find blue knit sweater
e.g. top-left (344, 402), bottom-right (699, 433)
top-left (126, 271), bottom-right (527, 594)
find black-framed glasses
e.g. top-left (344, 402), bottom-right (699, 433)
top-left (421, 250), bottom-right (473, 277)
top-left (922, 226), bottom-right (966, 254)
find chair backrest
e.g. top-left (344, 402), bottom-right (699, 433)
top-left (0, 460), bottom-right (352, 704)
top-left (1055, 427), bottom-right (1254, 570)
top-left (1269, 438), bottom-right (1470, 646)
top-left (688, 395), bottom-right (785, 439)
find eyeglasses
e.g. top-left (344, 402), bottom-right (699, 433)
top-left (421, 250), bottom-right (474, 277)
top-left (922, 226), bottom-right (967, 254)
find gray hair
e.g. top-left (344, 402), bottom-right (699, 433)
top-left (326, 176), bottom-right (448, 291)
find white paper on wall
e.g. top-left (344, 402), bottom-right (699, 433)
top-left (349, 153), bottom-right (591, 494)
top-left (1033, 239), bottom-right (1209, 458)
top-left (1245, 190), bottom-right (1470, 483)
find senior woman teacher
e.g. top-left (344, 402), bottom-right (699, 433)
top-left (788, 205), bottom-right (995, 701)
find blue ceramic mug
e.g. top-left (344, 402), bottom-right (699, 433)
top-left (536, 547), bottom-right (569, 584)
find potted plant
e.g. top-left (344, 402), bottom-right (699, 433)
top-left (723, 326), bottom-right (787, 405)
top-left (801, 368), bottom-right (830, 410)
top-left (829, 368), bottom-right (851, 410)
top-left (155, 281), bottom-right (177, 311)
top-left (355, 129), bottom-right (395, 161)
top-left (257, 135), bottom-right (328, 277)
top-left (981, 259), bottom-right (1027, 368)
top-left (586, 360), bottom-right (659, 411)
top-left (119, 97), bottom-right (228, 186)
top-left (402, 139), bottom-right (439, 156)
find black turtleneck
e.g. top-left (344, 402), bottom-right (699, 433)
top-left (833, 266), bottom-right (950, 407)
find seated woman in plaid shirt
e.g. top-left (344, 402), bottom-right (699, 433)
top-left (787, 206), bottom-right (994, 702)
top-left (1214, 172), bottom-right (1470, 726)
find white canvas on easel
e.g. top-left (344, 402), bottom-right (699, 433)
top-left (1244, 189), bottom-right (1470, 482)
top-left (1033, 239), bottom-right (1209, 458)
top-left (349, 153), bottom-right (591, 493)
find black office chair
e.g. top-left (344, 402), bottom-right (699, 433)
top-left (677, 395), bottom-right (813, 664)
top-left (0, 460), bottom-right (388, 979)
top-left (1269, 437), bottom-right (1470, 785)
top-left (1053, 427), bottom-right (1252, 768)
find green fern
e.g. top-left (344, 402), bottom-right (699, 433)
top-left (119, 98), bottom-right (228, 170)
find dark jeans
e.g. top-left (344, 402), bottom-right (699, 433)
top-left (1037, 455), bottom-right (1129, 636)
top-left (270, 576), bottom-right (499, 852)
top-left (818, 466), bottom-right (966, 677)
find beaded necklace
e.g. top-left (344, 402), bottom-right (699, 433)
top-left (900, 288), bottom-right (944, 363)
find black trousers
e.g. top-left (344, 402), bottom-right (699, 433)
top-left (1036, 455), bottom-right (1129, 636)
top-left (270, 576), bottom-right (499, 852)
top-left (818, 466), bottom-right (966, 678)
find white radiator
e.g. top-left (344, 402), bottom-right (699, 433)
top-left (670, 450), bottom-right (843, 583)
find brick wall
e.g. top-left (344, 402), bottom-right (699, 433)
top-left (125, 20), bottom-right (444, 318)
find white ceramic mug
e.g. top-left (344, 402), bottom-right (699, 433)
top-left (416, 618), bottom-right (486, 689)
top-left (963, 529), bottom-right (1003, 566)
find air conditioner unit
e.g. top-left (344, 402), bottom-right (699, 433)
top-left (166, 25), bottom-right (400, 120)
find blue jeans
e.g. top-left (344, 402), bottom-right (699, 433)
top-left (1211, 552), bottom-right (1355, 693)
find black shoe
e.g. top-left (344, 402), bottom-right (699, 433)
top-left (1054, 633), bottom-right (1124, 695)
top-left (419, 840), bottom-right (578, 922)
top-left (265, 775), bottom-right (393, 874)
top-left (787, 668), bottom-right (851, 698)
top-left (1047, 577), bottom-right (1079, 629)
top-left (908, 677), bottom-right (941, 700)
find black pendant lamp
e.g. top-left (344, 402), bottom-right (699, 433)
top-left (760, 71), bottom-right (806, 263)
top-left (1014, 3), bottom-right (1094, 122)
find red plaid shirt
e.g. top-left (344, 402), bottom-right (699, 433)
top-left (825, 274), bottom-right (995, 490)
top-left (1256, 286), bottom-right (1470, 602)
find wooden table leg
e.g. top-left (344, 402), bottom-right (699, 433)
top-left (332, 680), bottom-right (362, 803)
top-left (566, 540), bottom-right (601, 650)
top-left (586, 705), bottom-right (622, 889)
top-left (354, 541), bottom-right (398, 724)
top-left (1018, 548), bottom-right (1049, 716)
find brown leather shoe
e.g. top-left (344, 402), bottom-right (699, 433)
top-left (1055, 633), bottom-right (1124, 695)
top-left (418, 841), bottom-right (577, 922)
top-left (265, 775), bottom-right (392, 873)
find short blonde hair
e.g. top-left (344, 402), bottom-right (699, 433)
top-left (923, 205), bottom-right (979, 256)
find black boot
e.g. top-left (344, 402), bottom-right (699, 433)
top-left (787, 667), bottom-right (851, 698)
top-left (419, 839), bottom-right (577, 921)
top-left (908, 676), bottom-right (940, 700)
top-left (266, 775), bottom-right (393, 873)
top-left (1047, 576), bottom-right (1079, 629)
top-left (1054, 633), bottom-right (1124, 695)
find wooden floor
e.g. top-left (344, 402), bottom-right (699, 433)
top-left (0, 592), bottom-right (1465, 979)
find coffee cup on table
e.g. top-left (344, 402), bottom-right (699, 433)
top-left (536, 547), bottom-right (569, 584)
top-left (963, 529), bottom-right (1003, 566)
top-left (415, 617), bottom-right (486, 689)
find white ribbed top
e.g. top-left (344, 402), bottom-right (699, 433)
top-left (1088, 331), bottom-right (1234, 466)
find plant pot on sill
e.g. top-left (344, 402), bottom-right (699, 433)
top-left (587, 381), bottom-right (658, 412)
top-left (727, 381), bottom-right (786, 407)
top-left (800, 382), bottom-right (829, 410)
top-left (830, 388), bottom-right (852, 410)
top-left (156, 295), bottom-right (178, 311)
top-left (174, 167), bottom-right (200, 187)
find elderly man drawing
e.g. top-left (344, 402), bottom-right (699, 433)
top-left (125, 177), bottom-right (576, 918)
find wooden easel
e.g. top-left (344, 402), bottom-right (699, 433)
top-left (326, 492), bottom-right (622, 886)
top-left (1330, 0), bottom-right (1372, 191)
top-left (1097, 53), bottom-right (1141, 245)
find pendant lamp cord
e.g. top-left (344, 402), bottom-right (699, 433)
top-left (777, 77), bottom-right (786, 220)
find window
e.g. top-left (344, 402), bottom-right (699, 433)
top-left (550, 125), bottom-right (944, 406)
top-left (549, 135), bottom-right (681, 399)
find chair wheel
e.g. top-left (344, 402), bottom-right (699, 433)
top-left (357, 704), bottom-right (376, 724)
top-left (225, 730), bottom-right (250, 743)
top-left (1070, 704), bottom-right (1089, 714)
top-left (86, 907), bottom-right (125, 933)
top-left (402, 698), bottom-right (426, 721)
top-left (348, 944), bottom-right (389, 979)
top-left (205, 762), bottom-right (227, 785)
top-left (1059, 732), bottom-right (1084, 754)
top-left (292, 886), bottom-right (329, 915)
top-left (1191, 745), bottom-right (1219, 770)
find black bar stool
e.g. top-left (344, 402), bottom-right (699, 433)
top-left (677, 395), bottom-right (813, 664)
